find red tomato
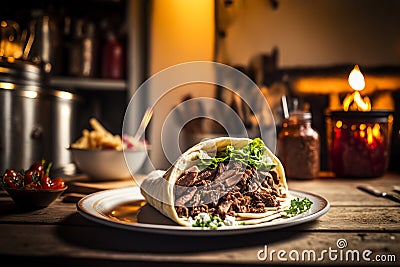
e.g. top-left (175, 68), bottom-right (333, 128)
top-left (24, 169), bottom-right (38, 185)
top-left (50, 177), bottom-right (65, 190)
top-left (29, 161), bottom-right (44, 173)
top-left (40, 174), bottom-right (52, 189)
top-left (2, 169), bottom-right (21, 188)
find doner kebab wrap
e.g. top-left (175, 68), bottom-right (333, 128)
top-left (140, 137), bottom-right (291, 227)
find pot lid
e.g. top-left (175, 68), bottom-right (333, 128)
top-left (0, 57), bottom-right (42, 84)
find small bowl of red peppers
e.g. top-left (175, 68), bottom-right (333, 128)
top-left (0, 160), bottom-right (67, 209)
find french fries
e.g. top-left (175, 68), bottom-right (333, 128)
top-left (71, 118), bottom-right (124, 150)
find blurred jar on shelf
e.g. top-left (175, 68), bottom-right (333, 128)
top-left (67, 18), bottom-right (98, 78)
top-left (101, 30), bottom-right (124, 80)
top-left (278, 110), bottom-right (320, 179)
top-left (27, 8), bottom-right (62, 75)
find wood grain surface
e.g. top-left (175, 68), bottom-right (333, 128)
top-left (0, 172), bottom-right (399, 266)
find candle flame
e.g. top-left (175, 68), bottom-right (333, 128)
top-left (348, 65), bottom-right (365, 91)
top-left (343, 65), bottom-right (371, 111)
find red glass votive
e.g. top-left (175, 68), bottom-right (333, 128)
top-left (325, 110), bottom-right (393, 178)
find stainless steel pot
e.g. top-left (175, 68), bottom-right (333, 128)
top-left (0, 58), bottom-right (80, 172)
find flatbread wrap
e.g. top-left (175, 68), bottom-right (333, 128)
top-left (140, 137), bottom-right (290, 227)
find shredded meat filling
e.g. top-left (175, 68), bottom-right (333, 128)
top-left (173, 161), bottom-right (283, 219)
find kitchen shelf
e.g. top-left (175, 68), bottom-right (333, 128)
top-left (47, 76), bottom-right (127, 91)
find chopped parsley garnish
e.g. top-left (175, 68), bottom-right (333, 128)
top-left (283, 197), bottom-right (313, 218)
top-left (192, 214), bottom-right (225, 229)
top-left (197, 137), bottom-right (276, 171)
top-left (189, 213), bottom-right (241, 229)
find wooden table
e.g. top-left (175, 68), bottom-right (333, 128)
top-left (0, 172), bottom-right (399, 266)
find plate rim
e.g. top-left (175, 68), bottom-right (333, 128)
top-left (76, 186), bottom-right (330, 236)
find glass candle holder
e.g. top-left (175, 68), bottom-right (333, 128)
top-left (325, 110), bottom-right (393, 178)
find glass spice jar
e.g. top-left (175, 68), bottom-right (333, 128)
top-left (278, 111), bottom-right (320, 179)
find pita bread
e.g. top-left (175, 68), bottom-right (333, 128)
top-left (140, 137), bottom-right (288, 227)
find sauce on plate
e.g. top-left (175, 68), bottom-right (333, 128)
top-left (106, 200), bottom-right (146, 223)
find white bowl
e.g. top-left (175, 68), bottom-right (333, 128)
top-left (69, 148), bottom-right (148, 180)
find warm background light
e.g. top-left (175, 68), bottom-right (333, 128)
top-left (150, 0), bottom-right (214, 73)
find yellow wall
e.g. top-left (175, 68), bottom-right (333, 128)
top-left (150, 0), bottom-right (215, 73)
top-left (149, 0), bottom-right (215, 169)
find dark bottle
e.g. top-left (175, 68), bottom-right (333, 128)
top-left (67, 19), bottom-right (98, 77)
top-left (101, 31), bottom-right (124, 79)
top-left (61, 15), bottom-right (72, 76)
top-left (67, 18), bottom-right (84, 77)
top-left (81, 21), bottom-right (97, 77)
